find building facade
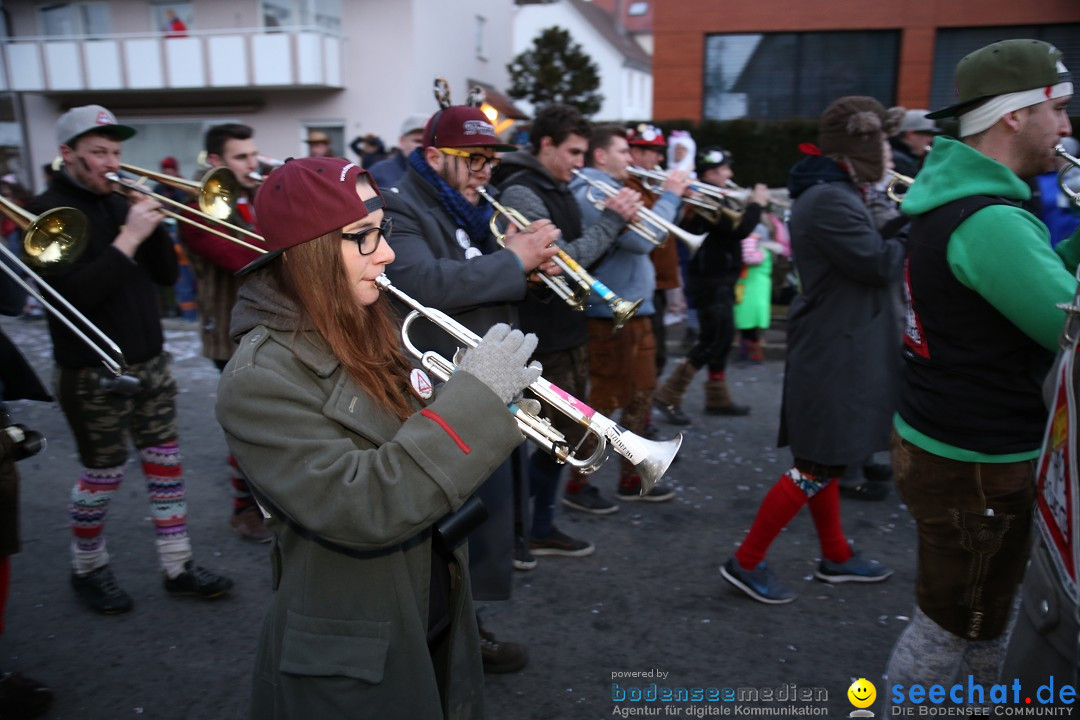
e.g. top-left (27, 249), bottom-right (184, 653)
top-left (0, 0), bottom-right (517, 191)
top-left (653, 0), bottom-right (1080, 122)
top-left (513, 0), bottom-right (652, 122)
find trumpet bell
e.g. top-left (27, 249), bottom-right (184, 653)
top-left (611, 297), bottom-right (643, 332)
top-left (624, 432), bottom-right (683, 494)
top-left (23, 207), bottom-right (88, 271)
top-left (198, 167), bottom-right (241, 221)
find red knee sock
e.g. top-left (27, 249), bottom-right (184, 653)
top-left (734, 471), bottom-right (809, 570)
top-left (708, 370), bottom-right (725, 382)
top-left (807, 478), bottom-right (853, 564)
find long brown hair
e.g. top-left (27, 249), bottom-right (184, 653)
top-left (274, 230), bottom-right (416, 421)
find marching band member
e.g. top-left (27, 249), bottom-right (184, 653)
top-left (382, 100), bottom-right (557, 673)
top-left (720, 97), bottom-right (901, 605)
top-left (568, 124), bottom-right (687, 503)
top-left (495, 105), bottom-right (638, 521)
top-left (653, 147), bottom-right (767, 423)
top-left (28, 104), bottom-right (232, 615)
top-left (178, 122), bottom-right (268, 542)
top-left (216, 156), bottom-right (538, 719)
top-left (888, 39), bottom-right (1078, 702)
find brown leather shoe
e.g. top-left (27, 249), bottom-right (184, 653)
top-left (229, 505), bottom-right (272, 543)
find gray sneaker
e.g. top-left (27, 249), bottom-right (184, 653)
top-left (720, 557), bottom-right (796, 604)
top-left (815, 552), bottom-right (893, 584)
top-left (561, 485), bottom-right (618, 515)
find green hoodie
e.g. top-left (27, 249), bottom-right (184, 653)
top-left (895, 136), bottom-right (1080, 461)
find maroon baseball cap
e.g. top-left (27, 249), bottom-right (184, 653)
top-left (422, 106), bottom-right (516, 151)
top-left (237, 157), bottom-right (384, 275)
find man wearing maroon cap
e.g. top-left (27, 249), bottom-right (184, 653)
top-left (383, 103), bottom-right (560, 674)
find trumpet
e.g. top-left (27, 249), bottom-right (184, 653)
top-left (1055, 144), bottom-right (1080, 207)
top-left (477, 187), bottom-right (642, 330)
top-left (628, 166), bottom-right (741, 227)
top-left (376, 274), bottom-right (681, 491)
top-left (722, 180), bottom-right (792, 214)
top-left (0, 196), bottom-right (131, 381)
top-left (106, 166), bottom-right (266, 253)
top-left (572, 169), bottom-right (708, 252)
top-left (885, 170), bottom-right (915, 204)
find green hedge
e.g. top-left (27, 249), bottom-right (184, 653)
top-left (628, 116), bottom-right (1080, 189)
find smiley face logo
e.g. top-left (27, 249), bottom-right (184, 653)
top-left (848, 678), bottom-right (877, 709)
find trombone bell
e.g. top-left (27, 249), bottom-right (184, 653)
top-left (23, 208), bottom-right (88, 270)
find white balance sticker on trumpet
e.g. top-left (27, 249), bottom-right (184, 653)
top-left (410, 369), bottom-right (433, 399)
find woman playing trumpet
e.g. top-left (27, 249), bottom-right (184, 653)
top-left (216, 157), bottom-right (539, 719)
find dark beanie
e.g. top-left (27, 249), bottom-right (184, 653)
top-left (817, 96), bottom-right (903, 183)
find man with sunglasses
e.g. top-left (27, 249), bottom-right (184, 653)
top-left (383, 103), bottom-right (560, 675)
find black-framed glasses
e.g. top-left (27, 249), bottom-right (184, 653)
top-left (342, 217), bottom-right (392, 255)
top-left (438, 147), bottom-right (500, 173)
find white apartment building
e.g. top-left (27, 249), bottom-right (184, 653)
top-left (0, 0), bottom-right (518, 191)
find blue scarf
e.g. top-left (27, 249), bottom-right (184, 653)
top-left (407, 148), bottom-right (494, 253)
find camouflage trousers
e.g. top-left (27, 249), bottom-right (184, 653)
top-left (54, 352), bottom-right (179, 469)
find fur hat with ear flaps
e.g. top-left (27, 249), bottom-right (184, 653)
top-left (817, 96), bottom-right (904, 183)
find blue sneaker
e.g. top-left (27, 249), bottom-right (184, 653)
top-left (815, 551), bottom-right (893, 584)
top-left (720, 557), bottom-right (795, 604)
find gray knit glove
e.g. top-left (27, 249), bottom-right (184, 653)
top-left (456, 324), bottom-right (541, 405)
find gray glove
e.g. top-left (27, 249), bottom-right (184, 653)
top-left (457, 323), bottom-right (541, 405)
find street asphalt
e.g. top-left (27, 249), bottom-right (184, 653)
top-left (1, 313), bottom-right (920, 719)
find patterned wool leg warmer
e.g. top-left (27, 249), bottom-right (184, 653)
top-left (139, 442), bottom-right (191, 578)
top-left (883, 606), bottom-right (966, 714)
top-left (69, 465), bottom-right (124, 575)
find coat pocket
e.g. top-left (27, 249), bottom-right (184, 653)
top-left (280, 610), bottom-right (390, 683)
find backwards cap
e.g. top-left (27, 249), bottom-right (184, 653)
top-left (238, 157), bottom-right (383, 275)
top-left (927, 39), bottom-right (1072, 137)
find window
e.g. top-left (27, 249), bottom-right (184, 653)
top-left (932, 25), bottom-right (1080, 118)
top-left (628, 2), bottom-right (649, 17)
top-left (39, 2), bottom-right (110, 37)
top-left (262, 0), bottom-right (293, 30)
top-left (311, 0), bottom-right (342, 34)
top-left (476, 15), bottom-right (487, 60)
top-left (703, 31), bottom-right (900, 120)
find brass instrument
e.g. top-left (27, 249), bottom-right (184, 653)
top-left (106, 166), bottom-right (265, 253)
top-left (249, 155), bottom-right (286, 185)
top-left (628, 166), bottom-right (741, 227)
top-left (478, 187), bottom-right (642, 330)
top-left (0, 197), bottom-right (129, 379)
top-left (1055, 144), bottom-right (1080, 207)
top-left (571, 169), bottom-right (708, 251)
top-left (722, 179), bottom-right (792, 214)
top-left (885, 170), bottom-right (915, 204)
top-left (376, 275), bottom-right (682, 491)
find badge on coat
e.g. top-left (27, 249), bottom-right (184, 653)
top-left (410, 368), bottom-right (433, 399)
top-left (455, 228), bottom-right (471, 250)
top-left (464, 247), bottom-right (482, 259)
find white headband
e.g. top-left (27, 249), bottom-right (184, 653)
top-left (958, 61), bottom-right (1073, 137)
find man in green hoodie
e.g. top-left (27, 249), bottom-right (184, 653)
top-left (885, 39), bottom-right (1078, 706)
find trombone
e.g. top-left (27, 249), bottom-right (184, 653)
top-left (376, 274), bottom-right (682, 491)
top-left (1055, 144), bottom-right (1080, 207)
top-left (106, 165), bottom-right (266, 252)
top-left (571, 169), bottom-right (707, 252)
top-left (0, 196), bottom-right (129, 379)
top-left (477, 186), bottom-right (643, 330)
top-left (885, 170), bottom-right (915, 204)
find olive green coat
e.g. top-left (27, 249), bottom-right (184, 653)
top-left (216, 275), bottom-right (524, 719)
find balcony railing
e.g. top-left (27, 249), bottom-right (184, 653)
top-left (0, 26), bottom-right (342, 93)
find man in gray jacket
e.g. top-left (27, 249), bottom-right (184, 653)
top-left (569, 124), bottom-right (687, 503)
top-left (383, 103), bottom-right (557, 674)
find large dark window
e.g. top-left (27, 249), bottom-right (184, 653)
top-left (704, 31), bottom-right (900, 120)
top-left (932, 25), bottom-right (1080, 117)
